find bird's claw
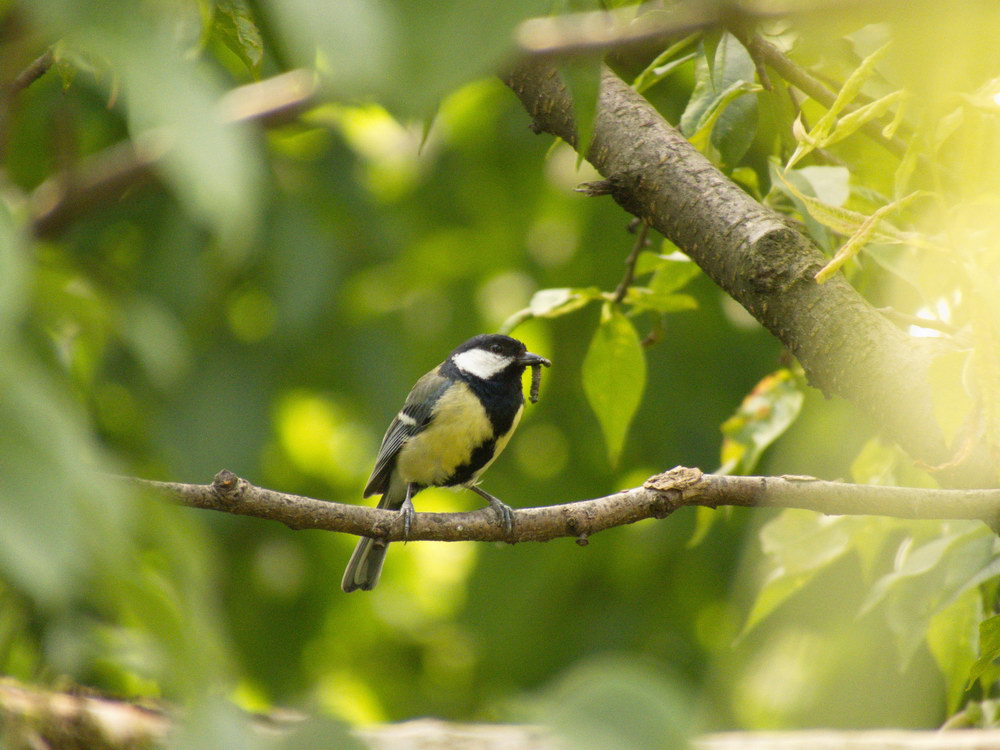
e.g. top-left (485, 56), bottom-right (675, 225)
top-left (400, 496), bottom-right (416, 541)
top-left (488, 497), bottom-right (515, 535)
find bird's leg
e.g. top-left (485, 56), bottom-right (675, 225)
top-left (400, 483), bottom-right (417, 541)
top-left (468, 485), bottom-right (514, 535)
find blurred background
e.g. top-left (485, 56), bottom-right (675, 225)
top-left (3, 1), bottom-right (1000, 746)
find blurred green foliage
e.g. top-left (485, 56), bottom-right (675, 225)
top-left (3, 0), bottom-right (1000, 747)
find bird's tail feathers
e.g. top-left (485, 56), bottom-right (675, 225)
top-left (341, 536), bottom-right (388, 592)
top-left (341, 478), bottom-right (407, 592)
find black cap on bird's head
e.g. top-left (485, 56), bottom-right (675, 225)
top-left (449, 334), bottom-right (551, 381)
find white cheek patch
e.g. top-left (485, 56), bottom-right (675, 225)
top-left (452, 349), bottom-right (509, 379)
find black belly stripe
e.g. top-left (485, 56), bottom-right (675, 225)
top-left (444, 438), bottom-right (497, 486)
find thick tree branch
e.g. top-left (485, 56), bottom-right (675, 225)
top-left (28, 69), bottom-right (316, 239)
top-left (503, 61), bottom-right (994, 488)
top-left (121, 467), bottom-right (1000, 544)
top-left (514, 0), bottom-right (895, 57)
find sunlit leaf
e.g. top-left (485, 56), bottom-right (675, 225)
top-left (862, 527), bottom-right (994, 664)
top-left (928, 588), bottom-right (981, 714)
top-left (582, 304), bottom-right (646, 467)
top-left (928, 349), bottom-right (975, 447)
top-left (824, 90), bottom-right (906, 147)
top-left (815, 191), bottom-right (927, 283)
top-left (529, 287), bottom-right (601, 318)
top-left (969, 614), bottom-right (1000, 688)
top-left (213, 0), bottom-right (264, 76)
top-left (787, 41), bottom-right (892, 167)
top-left (795, 166), bottom-right (850, 207)
top-left (719, 369), bottom-right (804, 475)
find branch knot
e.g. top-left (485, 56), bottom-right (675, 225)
top-left (644, 466), bottom-right (705, 493)
top-left (212, 469), bottom-right (247, 505)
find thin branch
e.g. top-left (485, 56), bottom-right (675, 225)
top-left (877, 307), bottom-right (958, 336)
top-left (8, 48), bottom-right (54, 97)
top-left (612, 222), bottom-right (650, 303)
top-left (28, 68), bottom-right (316, 239)
top-left (515, 0), bottom-right (929, 58)
top-left (119, 467), bottom-right (1000, 545)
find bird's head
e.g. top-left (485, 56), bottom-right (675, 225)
top-left (449, 334), bottom-right (550, 381)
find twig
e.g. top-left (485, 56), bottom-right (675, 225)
top-left (612, 222), bottom-right (649, 303)
top-left (28, 69), bottom-right (316, 239)
top-left (877, 307), bottom-right (958, 335)
top-left (640, 315), bottom-right (665, 348)
top-left (498, 306), bottom-right (534, 335)
top-left (8, 48), bottom-right (54, 97)
top-left (118, 467), bottom-right (1000, 546)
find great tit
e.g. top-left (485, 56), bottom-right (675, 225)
top-left (341, 334), bottom-right (551, 592)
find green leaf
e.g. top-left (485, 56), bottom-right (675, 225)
top-left (582, 305), bottom-right (647, 467)
top-left (687, 506), bottom-right (719, 548)
top-left (559, 55), bottom-right (603, 159)
top-left (213, 0), bottom-right (264, 76)
top-left (634, 52), bottom-right (697, 95)
top-left (0, 198), bottom-right (25, 332)
top-left (270, 0), bottom-right (545, 116)
top-left (681, 33), bottom-right (758, 167)
top-left (760, 511), bottom-right (854, 576)
top-left (631, 245), bottom-right (693, 278)
top-left (928, 349), bottom-right (975, 448)
top-left (824, 90), bottom-right (905, 147)
top-left (862, 527), bottom-right (994, 665)
top-left (739, 566), bottom-right (815, 640)
top-left (815, 191), bottom-right (926, 283)
top-left (795, 166), bottom-right (850, 207)
top-left (787, 40), bottom-right (892, 167)
top-left (633, 32), bottom-right (699, 93)
top-left (632, 251), bottom-right (668, 278)
top-left (624, 288), bottom-right (697, 314)
top-left (529, 287), bottom-right (601, 318)
top-left (700, 29), bottom-right (723, 83)
top-left (928, 588), bottom-right (981, 714)
top-left (535, 655), bottom-right (693, 750)
top-left (649, 258), bottom-right (701, 296)
top-left (969, 614), bottom-right (1000, 687)
top-left (719, 369), bottom-right (804, 475)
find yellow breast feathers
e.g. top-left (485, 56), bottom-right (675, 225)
top-left (395, 382), bottom-right (518, 487)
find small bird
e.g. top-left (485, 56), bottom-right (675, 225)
top-left (342, 334), bottom-right (551, 592)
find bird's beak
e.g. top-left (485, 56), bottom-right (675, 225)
top-left (518, 352), bottom-right (551, 368)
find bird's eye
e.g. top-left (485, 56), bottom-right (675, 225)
top-left (490, 343), bottom-right (503, 354)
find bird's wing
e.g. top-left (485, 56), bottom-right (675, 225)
top-left (363, 367), bottom-right (451, 497)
